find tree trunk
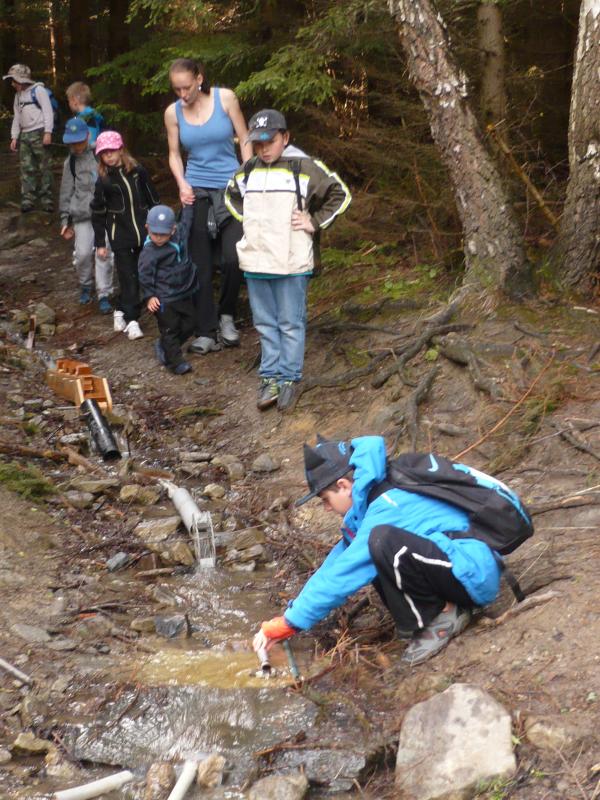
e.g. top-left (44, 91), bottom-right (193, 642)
top-left (477, 1), bottom-right (507, 126)
top-left (556, 0), bottom-right (600, 292)
top-left (0, 0), bottom-right (17, 108)
top-left (388, 0), bottom-right (529, 298)
top-left (69, 0), bottom-right (91, 79)
top-left (108, 0), bottom-right (129, 59)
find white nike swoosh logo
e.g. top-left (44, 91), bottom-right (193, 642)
top-left (428, 455), bottom-right (439, 472)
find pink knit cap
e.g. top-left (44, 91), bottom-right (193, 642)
top-left (95, 131), bottom-right (124, 155)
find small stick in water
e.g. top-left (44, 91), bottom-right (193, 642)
top-left (283, 640), bottom-right (301, 683)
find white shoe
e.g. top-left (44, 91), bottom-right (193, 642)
top-left (219, 314), bottom-right (239, 347)
top-left (113, 310), bottom-right (126, 332)
top-left (125, 320), bottom-right (143, 340)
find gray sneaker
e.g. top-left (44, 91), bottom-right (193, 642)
top-left (277, 380), bottom-right (298, 411)
top-left (219, 314), bottom-right (240, 347)
top-left (188, 336), bottom-right (222, 355)
top-left (257, 378), bottom-right (279, 410)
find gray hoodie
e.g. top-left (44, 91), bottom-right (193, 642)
top-left (11, 83), bottom-right (54, 139)
top-left (59, 148), bottom-right (98, 226)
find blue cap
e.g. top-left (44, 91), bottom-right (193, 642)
top-left (147, 205), bottom-right (176, 234)
top-left (63, 117), bottom-right (89, 144)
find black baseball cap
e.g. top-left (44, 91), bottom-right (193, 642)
top-left (295, 437), bottom-right (353, 506)
top-left (246, 109), bottom-right (287, 143)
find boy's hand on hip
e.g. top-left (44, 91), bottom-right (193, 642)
top-left (147, 297), bottom-right (160, 313)
top-left (60, 226), bottom-right (74, 240)
top-left (96, 247), bottom-right (108, 259)
top-left (43, 133), bottom-right (51, 146)
top-left (10, 139), bottom-right (17, 152)
top-left (291, 210), bottom-right (315, 234)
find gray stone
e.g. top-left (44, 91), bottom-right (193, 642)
top-left (11, 732), bottom-right (52, 755)
top-left (0, 748), bottom-right (11, 764)
top-left (179, 450), bottom-right (212, 462)
top-left (269, 495), bottom-right (290, 511)
top-left (23, 398), bottom-right (43, 411)
top-left (252, 453), bottom-right (280, 473)
top-left (145, 761), bottom-right (176, 799)
top-left (68, 477), bottom-right (120, 494)
top-left (196, 753), bottom-right (226, 788)
top-left (230, 560), bottom-right (256, 572)
top-left (28, 302), bottom-right (55, 325)
top-left (64, 490), bottom-right (95, 509)
top-left (234, 527), bottom-right (266, 550)
top-left (10, 623), bottom-right (51, 643)
top-left (47, 637), bottom-right (77, 652)
top-left (130, 617), bottom-right (156, 633)
top-left (154, 614), bottom-right (188, 638)
top-left (248, 772), bottom-right (309, 800)
top-left (59, 433), bottom-right (88, 446)
top-left (120, 484), bottom-right (161, 505)
top-left (164, 541), bottom-right (195, 566)
top-left (395, 683), bottom-right (516, 800)
top-left (106, 552), bottom-right (131, 571)
top-left (178, 463), bottom-right (204, 478)
top-left (203, 483), bottom-right (226, 499)
top-left (134, 517), bottom-right (181, 543)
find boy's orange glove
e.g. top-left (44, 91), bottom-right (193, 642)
top-left (261, 616), bottom-right (296, 642)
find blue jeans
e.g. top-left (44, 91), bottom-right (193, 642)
top-left (247, 275), bottom-right (309, 382)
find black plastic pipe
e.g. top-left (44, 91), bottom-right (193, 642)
top-left (79, 399), bottom-right (121, 462)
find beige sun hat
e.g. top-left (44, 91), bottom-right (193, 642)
top-left (2, 64), bottom-right (34, 84)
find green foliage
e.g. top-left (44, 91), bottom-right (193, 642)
top-left (0, 461), bottom-right (55, 501)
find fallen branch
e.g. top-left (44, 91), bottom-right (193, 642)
top-left (550, 421), bottom-right (600, 463)
top-left (0, 656), bottom-right (33, 685)
top-left (480, 589), bottom-right (559, 627)
top-left (61, 446), bottom-right (108, 476)
top-left (0, 440), bottom-right (65, 462)
top-left (529, 496), bottom-right (600, 516)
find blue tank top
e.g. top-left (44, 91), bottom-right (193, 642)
top-left (175, 88), bottom-right (239, 189)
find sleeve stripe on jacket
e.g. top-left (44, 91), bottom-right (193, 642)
top-left (313, 159), bottom-right (352, 229)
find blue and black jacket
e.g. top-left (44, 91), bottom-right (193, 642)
top-left (284, 435), bottom-right (506, 632)
top-left (138, 204), bottom-right (198, 304)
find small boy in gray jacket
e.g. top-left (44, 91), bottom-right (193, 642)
top-left (138, 204), bottom-right (200, 375)
top-left (59, 117), bottom-right (113, 313)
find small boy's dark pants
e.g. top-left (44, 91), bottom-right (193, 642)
top-left (368, 525), bottom-right (475, 636)
top-left (189, 197), bottom-right (243, 338)
top-left (114, 247), bottom-right (142, 322)
top-left (155, 292), bottom-right (199, 367)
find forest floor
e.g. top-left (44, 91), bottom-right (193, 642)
top-left (1, 159), bottom-right (600, 799)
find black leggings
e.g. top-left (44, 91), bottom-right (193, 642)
top-left (188, 196), bottom-right (243, 338)
top-left (368, 525), bottom-right (474, 635)
top-left (114, 246), bottom-right (142, 323)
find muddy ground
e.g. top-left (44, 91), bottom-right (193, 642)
top-left (1, 166), bottom-right (600, 798)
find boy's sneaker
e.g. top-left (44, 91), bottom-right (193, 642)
top-left (219, 314), bottom-right (240, 347)
top-left (113, 310), bottom-right (127, 332)
top-left (257, 377), bottom-right (279, 410)
top-left (188, 336), bottom-right (222, 355)
top-left (277, 380), bottom-right (298, 412)
top-left (170, 361), bottom-right (192, 375)
top-left (125, 320), bottom-right (144, 340)
top-left (154, 339), bottom-right (167, 365)
top-left (79, 286), bottom-right (93, 305)
top-left (98, 296), bottom-right (112, 315)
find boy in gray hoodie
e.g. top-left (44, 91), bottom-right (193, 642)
top-left (59, 117), bottom-right (113, 313)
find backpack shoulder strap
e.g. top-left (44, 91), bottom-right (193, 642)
top-left (291, 159), bottom-right (303, 211)
top-left (243, 156), bottom-right (258, 183)
top-left (69, 154), bottom-right (77, 181)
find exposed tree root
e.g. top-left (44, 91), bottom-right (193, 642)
top-left (388, 366), bottom-right (439, 452)
top-left (479, 589), bottom-right (559, 626)
top-left (550, 420), bottom-right (600, 463)
top-left (434, 334), bottom-right (503, 398)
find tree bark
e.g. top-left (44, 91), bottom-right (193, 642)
top-left (556, 0), bottom-right (600, 292)
top-left (108, 0), bottom-right (129, 60)
top-left (477, 1), bottom-right (507, 126)
top-left (69, 0), bottom-right (91, 79)
top-left (388, 0), bottom-right (529, 298)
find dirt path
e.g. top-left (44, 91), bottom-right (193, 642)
top-left (1, 202), bottom-right (600, 798)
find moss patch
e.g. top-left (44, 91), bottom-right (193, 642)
top-left (0, 461), bottom-right (55, 500)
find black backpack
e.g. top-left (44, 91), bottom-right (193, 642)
top-left (371, 453), bottom-right (534, 600)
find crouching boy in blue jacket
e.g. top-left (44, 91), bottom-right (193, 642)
top-left (254, 435), bottom-right (528, 665)
top-left (138, 204), bottom-right (199, 375)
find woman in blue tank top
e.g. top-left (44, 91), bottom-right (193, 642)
top-left (165, 58), bottom-right (252, 353)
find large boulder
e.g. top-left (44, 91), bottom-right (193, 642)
top-left (395, 683), bottom-right (516, 800)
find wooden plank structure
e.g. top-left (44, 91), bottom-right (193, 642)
top-left (46, 358), bottom-right (113, 412)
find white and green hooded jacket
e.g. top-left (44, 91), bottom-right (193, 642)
top-left (224, 145), bottom-right (351, 277)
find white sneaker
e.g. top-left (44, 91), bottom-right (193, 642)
top-left (125, 320), bottom-right (143, 340)
top-left (113, 310), bottom-right (126, 332)
top-left (219, 314), bottom-right (239, 347)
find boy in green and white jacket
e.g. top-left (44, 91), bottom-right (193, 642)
top-left (224, 109), bottom-right (351, 412)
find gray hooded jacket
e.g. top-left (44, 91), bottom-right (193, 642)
top-left (59, 148), bottom-right (98, 226)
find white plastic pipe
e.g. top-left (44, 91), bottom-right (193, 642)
top-left (160, 480), bottom-right (205, 532)
top-left (166, 760), bottom-right (198, 800)
top-left (54, 769), bottom-right (133, 800)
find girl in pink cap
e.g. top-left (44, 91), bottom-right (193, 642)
top-left (91, 131), bottom-right (159, 339)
